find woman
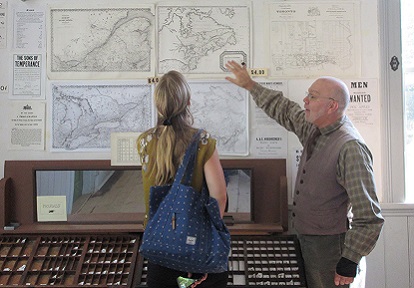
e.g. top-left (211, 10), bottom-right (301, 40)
top-left (137, 70), bottom-right (228, 288)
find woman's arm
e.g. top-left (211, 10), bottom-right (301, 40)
top-left (203, 148), bottom-right (227, 218)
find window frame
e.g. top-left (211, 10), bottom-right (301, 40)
top-left (379, 0), bottom-right (405, 203)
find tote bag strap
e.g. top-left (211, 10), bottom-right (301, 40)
top-left (181, 130), bottom-right (210, 205)
top-left (172, 129), bottom-right (202, 187)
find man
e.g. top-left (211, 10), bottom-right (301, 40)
top-left (225, 60), bottom-right (384, 288)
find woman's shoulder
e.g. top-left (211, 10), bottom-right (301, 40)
top-left (195, 129), bottom-right (216, 164)
top-left (197, 129), bottom-right (216, 155)
top-left (197, 129), bottom-right (215, 145)
top-left (137, 129), bottom-right (157, 151)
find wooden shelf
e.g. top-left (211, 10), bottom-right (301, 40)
top-left (0, 234), bottom-right (140, 287)
top-left (1, 223), bottom-right (143, 235)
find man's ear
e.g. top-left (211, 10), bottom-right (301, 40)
top-left (329, 101), bottom-right (339, 113)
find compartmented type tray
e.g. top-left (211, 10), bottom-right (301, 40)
top-left (0, 234), bottom-right (140, 287)
top-left (136, 235), bottom-right (307, 287)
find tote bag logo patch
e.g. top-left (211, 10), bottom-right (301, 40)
top-left (186, 236), bottom-right (196, 245)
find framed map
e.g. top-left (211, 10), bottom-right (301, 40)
top-left (157, 4), bottom-right (251, 77)
top-left (47, 5), bottom-right (155, 79)
top-left (51, 83), bottom-right (154, 150)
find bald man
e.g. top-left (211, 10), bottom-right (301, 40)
top-left (225, 61), bottom-right (384, 288)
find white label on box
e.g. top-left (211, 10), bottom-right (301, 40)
top-left (37, 196), bottom-right (67, 222)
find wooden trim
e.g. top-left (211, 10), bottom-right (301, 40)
top-left (0, 177), bottom-right (11, 228)
top-left (2, 159), bottom-right (287, 234)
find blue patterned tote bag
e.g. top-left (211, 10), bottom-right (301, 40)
top-left (139, 130), bottom-right (230, 273)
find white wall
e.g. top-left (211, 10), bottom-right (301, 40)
top-left (365, 204), bottom-right (414, 288)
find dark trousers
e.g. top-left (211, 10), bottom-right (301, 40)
top-left (298, 233), bottom-right (349, 288)
top-left (146, 262), bottom-right (228, 288)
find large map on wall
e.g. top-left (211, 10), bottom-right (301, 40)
top-left (189, 81), bottom-right (249, 156)
top-left (51, 83), bottom-right (153, 150)
top-left (267, 2), bottom-right (360, 78)
top-left (50, 81), bottom-right (248, 155)
top-left (47, 6), bottom-right (155, 79)
top-left (157, 5), bottom-right (251, 77)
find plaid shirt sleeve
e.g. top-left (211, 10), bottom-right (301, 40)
top-left (338, 140), bottom-right (384, 263)
top-left (250, 83), bottom-right (313, 145)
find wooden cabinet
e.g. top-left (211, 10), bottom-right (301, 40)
top-left (0, 159), bottom-right (307, 287)
top-left (0, 234), bottom-right (140, 287)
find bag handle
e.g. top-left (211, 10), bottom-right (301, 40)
top-left (181, 130), bottom-right (211, 204)
top-left (173, 129), bottom-right (202, 186)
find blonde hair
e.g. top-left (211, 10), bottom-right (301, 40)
top-left (139, 70), bottom-right (196, 185)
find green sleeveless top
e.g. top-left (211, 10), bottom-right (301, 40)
top-left (137, 130), bottom-right (216, 222)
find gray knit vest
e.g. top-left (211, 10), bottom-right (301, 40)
top-left (292, 119), bottom-right (363, 235)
